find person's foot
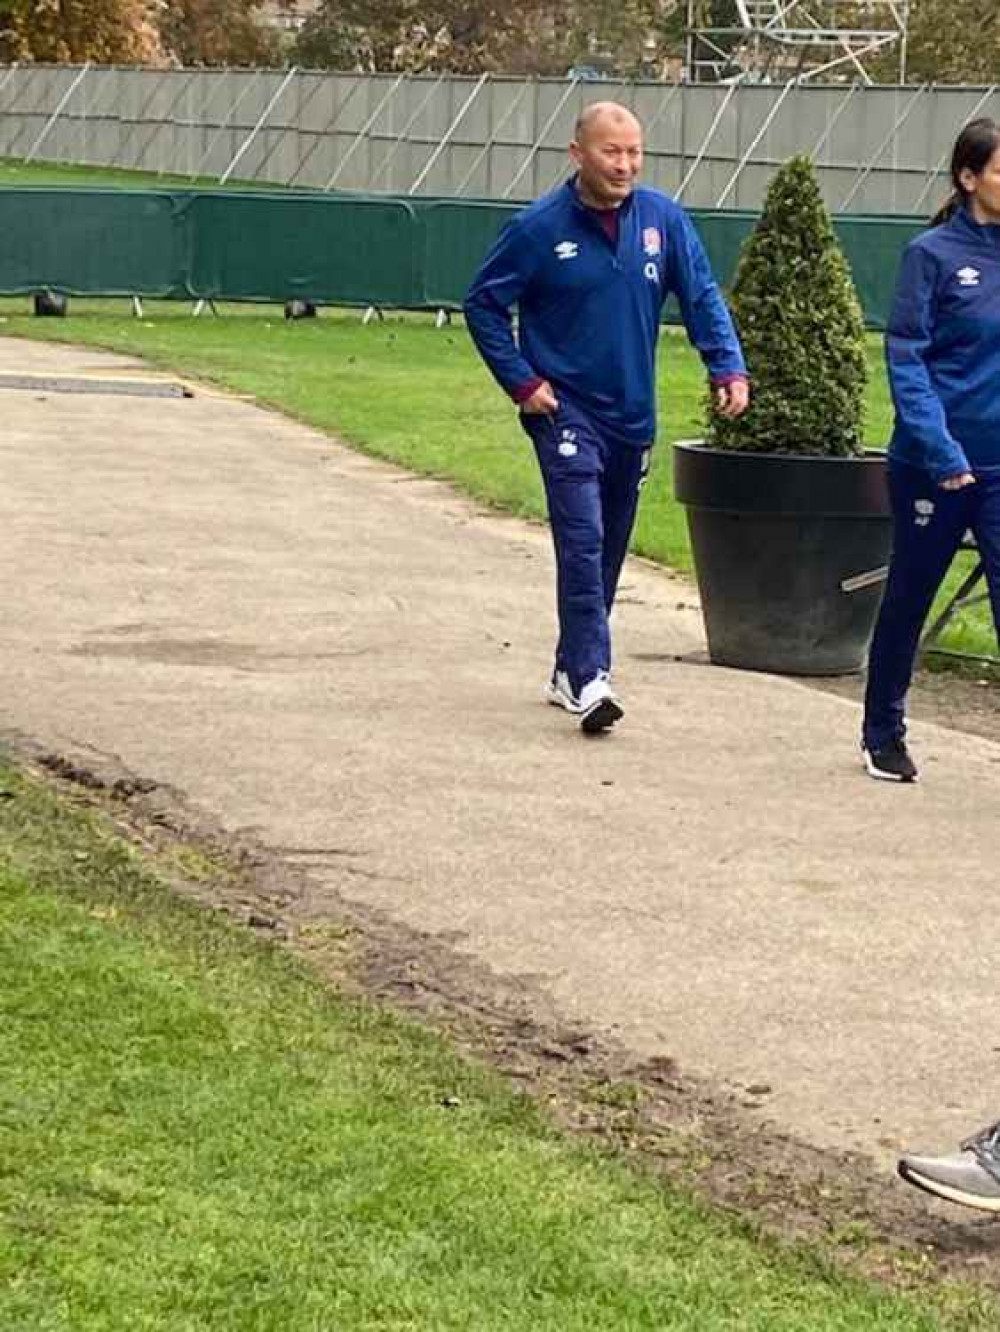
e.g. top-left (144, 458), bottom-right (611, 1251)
top-left (545, 671), bottom-right (623, 733)
top-left (577, 674), bottom-right (623, 734)
top-left (862, 737), bottom-right (918, 783)
top-left (545, 670), bottom-right (582, 713)
top-left (898, 1123), bottom-right (1000, 1212)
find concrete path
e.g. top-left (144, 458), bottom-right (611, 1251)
top-left (3, 336), bottom-right (998, 1169)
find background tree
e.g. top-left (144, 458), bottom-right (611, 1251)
top-left (0, 0), bottom-right (24, 61)
top-left (903, 0), bottom-right (1000, 83)
top-left (0, 0), bottom-right (161, 62)
top-left (295, 1), bottom-right (548, 75)
top-left (157, 0), bottom-right (281, 67)
top-left (554, 0), bottom-right (685, 78)
top-left (294, 0), bottom-right (685, 76)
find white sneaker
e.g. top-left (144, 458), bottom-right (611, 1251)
top-left (577, 674), bottom-right (624, 734)
top-left (545, 670), bottom-right (582, 713)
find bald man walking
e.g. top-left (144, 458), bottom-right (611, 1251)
top-left (464, 102), bottom-right (748, 733)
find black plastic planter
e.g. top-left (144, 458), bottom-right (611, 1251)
top-left (673, 442), bottom-right (892, 676)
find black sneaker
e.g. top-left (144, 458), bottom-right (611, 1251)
top-left (862, 737), bottom-right (918, 783)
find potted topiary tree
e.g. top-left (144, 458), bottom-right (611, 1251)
top-left (673, 155), bottom-right (892, 675)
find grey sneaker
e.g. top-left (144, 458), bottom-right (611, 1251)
top-left (898, 1122), bottom-right (1000, 1212)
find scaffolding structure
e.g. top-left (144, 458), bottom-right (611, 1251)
top-left (686, 1), bottom-right (910, 84)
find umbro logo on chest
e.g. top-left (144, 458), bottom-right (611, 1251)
top-left (956, 265), bottom-right (981, 287)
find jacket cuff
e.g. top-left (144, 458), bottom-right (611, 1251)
top-left (709, 372), bottom-right (748, 388)
top-left (511, 377), bottom-right (545, 405)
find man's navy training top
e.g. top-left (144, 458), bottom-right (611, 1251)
top-left (887, 205), bottom-right (1000, 481)
top-left (463, 179), bottom-right (745, 447)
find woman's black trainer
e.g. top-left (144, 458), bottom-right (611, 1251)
top-left (862, 737), bottom-right (919, 783)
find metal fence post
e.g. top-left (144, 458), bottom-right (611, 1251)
top-left (287, 74), bottom-right (364, 187)
top-left (632, 83), bottom-right (684, 194)
top-left (0, 63), bottom-right (22, 155)
top-left (675, 79), bottom-right (742, 203)
top-left (912, 86), bottom-right (999, 213)
top-left (454, 79), bottom-right (532, 197)
top-left (189, 70), bottom-right (265, 180)
top-left (254, 70), bottom-right (330, 184)
top-left (133, 70), bottom-right (200, 173)
top-left (716, 80), bottom-right (795, 208)
top-left (4, 65), bottom-right (50, 158)
top-left (369, 74), bottom-right (446, 192)
top-left (637, 80), bottom-right (683, 145)
top-left (839, 83), bottom-right (928, 213)
top-left (219, 66), bottom-right (299, 185)
top-left (408, 73), bottom-right (488, 195)
top-left (0, 63), bottom-right (19, 102)
top-left (809, 82), bottom-right (860, 165)
top-left (24, 63), bottom-right (91, 163)
top-left (112, 67), bottom-right (173, 169)
top-left (503, 78), bottom-right (580, 200)
top-left (325, 74), bottom-right (405, 191)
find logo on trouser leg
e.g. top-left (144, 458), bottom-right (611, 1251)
top-left (914, 498), bottom-right (935, 527)
top-left (558, 428), bottom-right (578, 457)
top-left (638, 447), bottom-right (652, 489)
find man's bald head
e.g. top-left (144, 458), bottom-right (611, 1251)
top-left (574, 102), bottom-right (643, 145)
top-left (569, 102), bottom-right (644, 210)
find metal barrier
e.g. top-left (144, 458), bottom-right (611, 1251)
top-left (187, 191), bottom-right (422, 306)
top-left (0, 187), bottom-right (188, 296)
top-left (0, 184), bottom-right (924, 328)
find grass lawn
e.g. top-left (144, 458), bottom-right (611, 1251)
top-left (0, 298), bottom-right (993, 663)
top-left (0, 157), bottom-right (299, 191)
top-left (1, 758), bottom-right (996, 1331)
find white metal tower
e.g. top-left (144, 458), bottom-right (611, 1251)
top-left (686, 1), bottom-right (910, 83)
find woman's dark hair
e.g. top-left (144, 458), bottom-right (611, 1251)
top-left (931, 118), bottom-right (1000, 225)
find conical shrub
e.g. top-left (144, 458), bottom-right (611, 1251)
top-left (710, 155), bottom-right (867, 456)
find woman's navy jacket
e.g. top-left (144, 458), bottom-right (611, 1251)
top-left (888, 205), bottom-right (1000, 481)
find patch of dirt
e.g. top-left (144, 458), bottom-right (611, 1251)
top-left (9, 730), bottom-right (1000, 1303)
top-left (810, 663), bottom-right (1000, 747)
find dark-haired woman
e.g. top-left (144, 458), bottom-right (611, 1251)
top-left (862, 117), bottom-right (1000, 782)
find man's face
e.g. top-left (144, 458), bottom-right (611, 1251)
top-left (570, 116), bottom-right (643, 208)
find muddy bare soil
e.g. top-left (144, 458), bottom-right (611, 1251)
top-left (812, 664), bottom-right (1000, 749)
top-left (12, 722), bottom-right (1000, 1304)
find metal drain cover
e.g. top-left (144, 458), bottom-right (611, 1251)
top-left (0, 372), bottom-right (191, 399)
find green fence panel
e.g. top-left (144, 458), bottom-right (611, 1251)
top-left (688, 208), bottom-right (757, 292)
top-left (830, 215), bottom-right (925, 331)
top-left (417, 200), bottom-right (519, 309)
top-left (417, 198), bottom-right (921, 329)
top-left (187, 192), bottom-right (423, 307)
top-left (0, 188), bottom-right (188, 297)
top-left (0, 184), bottom-right (928, 327)
top-left (687, 209), bottom-right (925, 330)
